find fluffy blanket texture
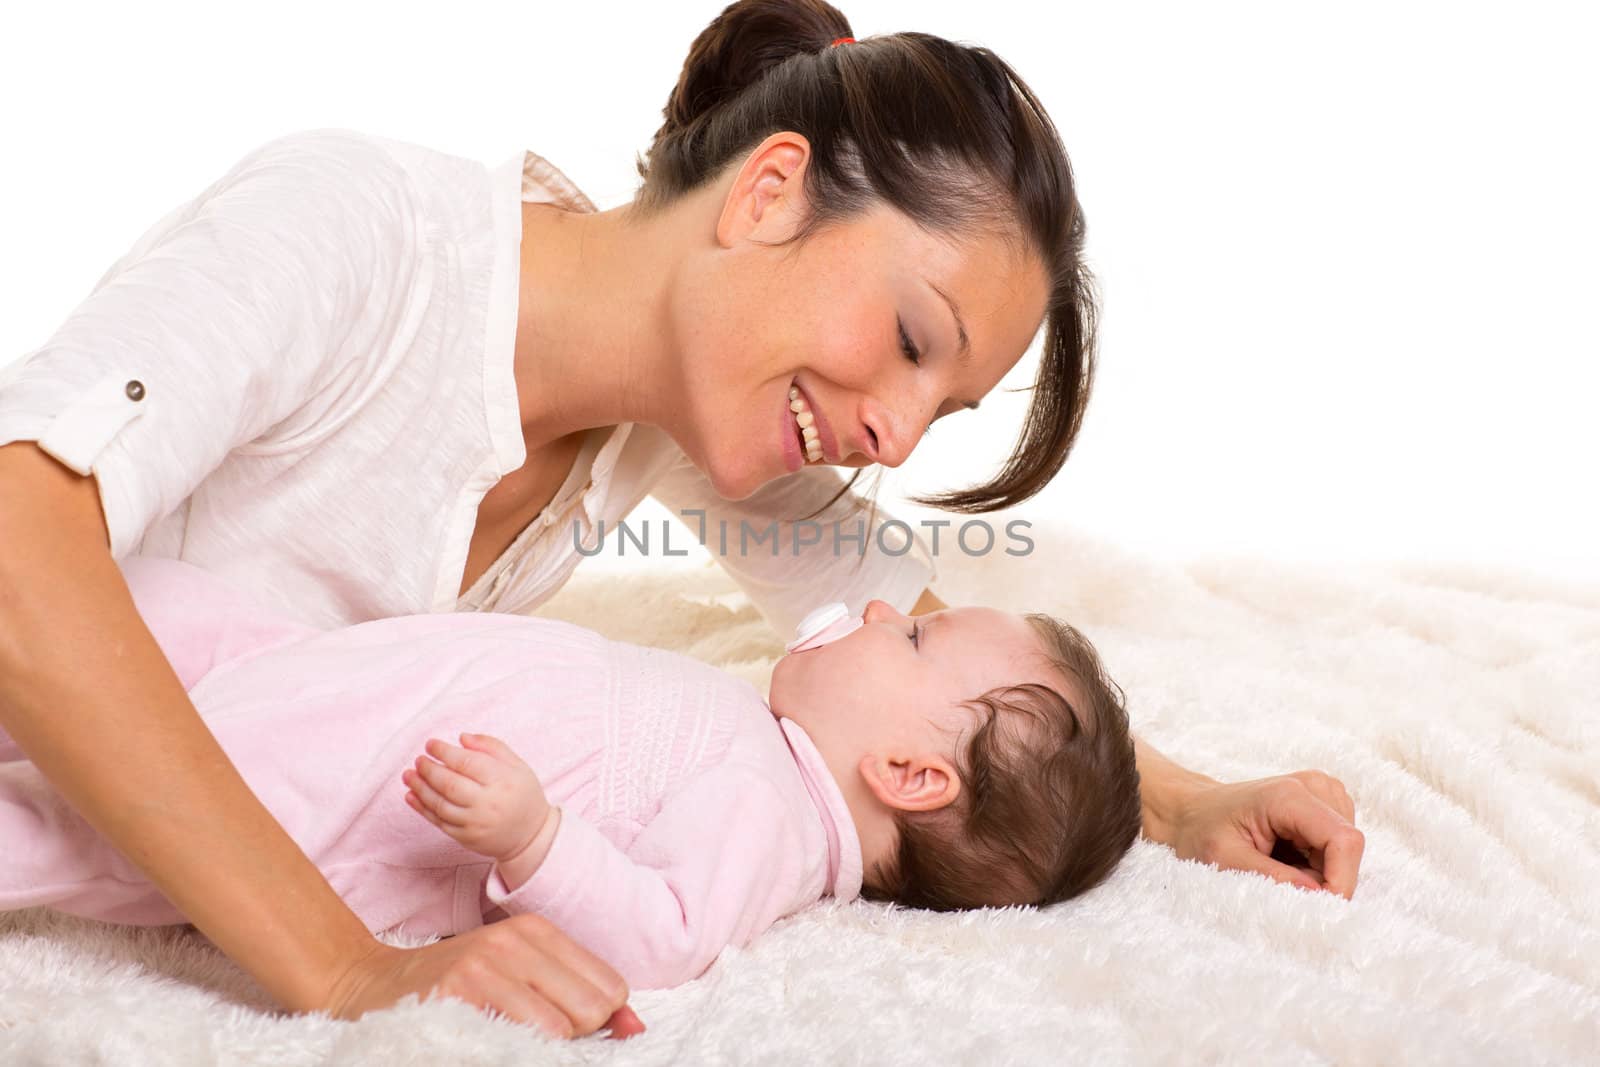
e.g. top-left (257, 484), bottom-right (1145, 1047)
top-left (2, 520), bottom-right (1597, 1065)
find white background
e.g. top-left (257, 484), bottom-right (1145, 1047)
top-left (3, 1), bottom-right (1595, 581)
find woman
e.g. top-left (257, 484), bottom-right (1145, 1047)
top-left (0, 0), bottom-right (1363, 1041)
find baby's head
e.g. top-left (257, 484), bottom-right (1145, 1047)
top-left (767, 599), bottom-right (1141, 910)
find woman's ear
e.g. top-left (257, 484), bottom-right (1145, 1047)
top-left (857, 752), bottom-right (961, 813)
top-left (716, 132), bottom-right (812, 248)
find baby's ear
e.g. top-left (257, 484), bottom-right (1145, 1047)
top-left (857, 753), bottom-right (961, 813)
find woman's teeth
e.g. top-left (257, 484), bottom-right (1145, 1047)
top-left (789, 385), bottom-right (823, 463)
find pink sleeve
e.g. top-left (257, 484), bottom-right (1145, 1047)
top-left (484, 767), bottom-right (811, 991)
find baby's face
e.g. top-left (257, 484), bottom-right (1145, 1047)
top-left (767, 599), bottom-right (1052, 757)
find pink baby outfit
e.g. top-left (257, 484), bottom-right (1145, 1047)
top-left (0, 557), bottom-right (864, 991)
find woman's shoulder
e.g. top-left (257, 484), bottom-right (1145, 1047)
top-left (218, 127), bottom-right (496, 225)
top-left (211, 127), bottom-right (417, 191)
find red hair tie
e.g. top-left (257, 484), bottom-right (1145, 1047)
top-left (830, 36), bottom-right (855, 47)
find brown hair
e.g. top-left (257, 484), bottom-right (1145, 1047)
top-left (858, 613), bottom-right (1142, 911)
top-left (632, 0), bottom-right (1098, 522)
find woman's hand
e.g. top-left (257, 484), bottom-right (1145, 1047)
top-left (324, 919), bottom-right (646, 1040)
top-left (1136, 736), bottom-right (1365, 898)
top-left (1168, 770), bottom-right (1365, 898)
top-left (404, 733), bottom-right (550, 863)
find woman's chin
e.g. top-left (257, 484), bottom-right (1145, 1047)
top-left (703, 452), bottom-right (767, 502)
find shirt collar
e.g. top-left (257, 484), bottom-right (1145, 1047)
top-left (479, 145), bottom-right (599, 489)
top-left (493, 147), bottom-right (634, 518)
top-left (502, 148), bottom-right (598, 214)
top-left (777, 717), bottom-right (864, 902)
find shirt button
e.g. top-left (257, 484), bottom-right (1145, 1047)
top-left (125, 379), bottom-right (146, 401)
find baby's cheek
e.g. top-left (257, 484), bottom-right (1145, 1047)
top-left (789, 662), bottom-right (844, 722)
top-left (765, 658), bottom-right (795, 709)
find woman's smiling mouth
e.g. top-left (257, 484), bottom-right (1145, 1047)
top-left (789, 384), bottom-right (823, 464)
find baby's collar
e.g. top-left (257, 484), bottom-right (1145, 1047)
top-left (777, 717), bottom-right (865, 903)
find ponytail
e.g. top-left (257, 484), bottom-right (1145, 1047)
top-left (642, 0), bottom-right (852, 163)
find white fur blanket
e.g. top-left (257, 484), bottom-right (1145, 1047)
top-left (3, 521), bottom-right (1597, 1065)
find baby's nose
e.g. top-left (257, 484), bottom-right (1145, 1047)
top-left (862, 598), bottom-right (901, 624)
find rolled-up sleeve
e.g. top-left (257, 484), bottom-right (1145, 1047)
top-left (649, 454), bottom-right (938, 639)
top-left (0, 128), bottom-right (423, 558)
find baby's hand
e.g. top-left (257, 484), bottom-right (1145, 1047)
top-left (403, 733), bottom-right (551, 863)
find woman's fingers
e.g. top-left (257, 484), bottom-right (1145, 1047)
top-left (1173, 772), bottom-right (1366, 899)
top-left (1318, 824), bottom-right (1366, 899)
top-left (1228, 837), bottom-right (1322, 892)
top-left (321, 910), bottom-right (640, 1042)
top-left (500, 910), bottom-right (632, 1019)
top-left (404, 764), bottom-right (472, 823)
top-left (1264, 781), bottom-right (1365, 899)
top-left (427, 965), bottom-right (581, 1040)
top-left (1288, 769), bottom-right (1356, 823)
top-left (417, 917), bottom-right (634, 1039)
top-left (604, 1005), bottom-right (647, 1040)
top-left (490, 914), bottom-right (630, 1036)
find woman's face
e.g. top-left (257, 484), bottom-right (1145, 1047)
top-left (666, 133), bottom-right (1052, 501)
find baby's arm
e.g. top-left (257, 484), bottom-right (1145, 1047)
top-left (403, 734), bottom-right (559, 883)
top-left (486, 768), bottom-right (810, 992)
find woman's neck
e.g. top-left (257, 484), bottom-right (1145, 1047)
top-left (510, 200), bottom-right (685, 452)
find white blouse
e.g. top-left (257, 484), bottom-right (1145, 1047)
top-left (0, 128), bottom-right (937, 638)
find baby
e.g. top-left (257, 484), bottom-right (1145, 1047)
top-left (0, 556), bottom-right (1141, 990)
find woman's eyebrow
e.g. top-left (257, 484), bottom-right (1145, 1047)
top-left (924, 279), bottom-right (971, 364)
top-left (923, 279), bottom-right (981, 411)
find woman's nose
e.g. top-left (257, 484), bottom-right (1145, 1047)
top-left (859, 416), bottom-right (910, 469)
top-left (857, 399), bottom-right (928, 470)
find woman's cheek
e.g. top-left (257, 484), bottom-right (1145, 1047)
top-left (809, 313), bottom-right (874, 386)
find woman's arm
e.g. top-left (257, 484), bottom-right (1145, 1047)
top-left (1131, 734), bottom-right (1221, 843)
top-left (0, 443), bottom-right (638, 1038)
top-left (908, 586), bottom-right (1366, 898)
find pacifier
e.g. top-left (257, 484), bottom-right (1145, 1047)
top-left (784, 601), bottom-right (865, 653)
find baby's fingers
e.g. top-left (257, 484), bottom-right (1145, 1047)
top-left (426, 736), bottom-right (514, 785)
top-left (404, 789), bottom-right (453, 831)
top-left (460, 732), bottom-right (532, 771)
top-left (414, 752), bottom-right (482, 806)
top-left (404, 765), bottom-right (471, 824)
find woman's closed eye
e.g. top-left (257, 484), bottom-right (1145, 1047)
top-left (897, 316), bottom-right (922, 366)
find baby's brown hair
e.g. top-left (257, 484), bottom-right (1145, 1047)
top-left (859, 613), bottom-right (1141, 910)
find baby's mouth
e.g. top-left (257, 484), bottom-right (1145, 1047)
top-left (785, 603), bottom-right (864, 654)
